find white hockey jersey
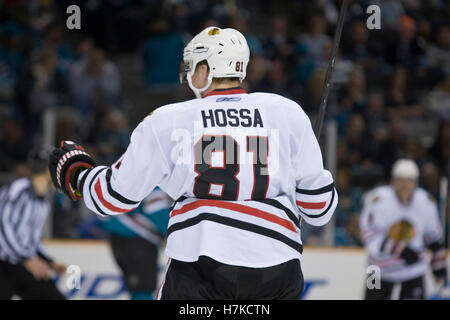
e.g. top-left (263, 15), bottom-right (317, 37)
top-left (78, 88), bottom-right (338, 267)
top-left (359, 185), bottom-right (443, 282)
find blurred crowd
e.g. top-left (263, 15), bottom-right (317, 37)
top-left (0, 0), bottom-right (449, 246)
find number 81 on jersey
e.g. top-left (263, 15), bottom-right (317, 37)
top-left (193, 135), bottom-right (270, 201)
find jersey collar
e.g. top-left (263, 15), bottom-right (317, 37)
top-left (202, 87), bottom-right (247, 98)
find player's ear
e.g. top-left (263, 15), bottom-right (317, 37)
top-left (199, 63), bottom-right (209, 80)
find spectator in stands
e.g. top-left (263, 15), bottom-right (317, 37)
top-left (334, 167), bottom-right (363, 230)
top-left (296, 14), bottom-right (330, 64)
top-left (364, 91), bottom-right (388, 144)
top-left (335, 214), bottom-right (362, 247)
top-left (295, 14), bottom-right (331, 85)
top-left (40, 23), bottom-right (73, 69)
top-left (404, 138), bottom-right (426, 168)
top-left (426, 24), bottom-right (450, 79)
top-left (94, 110), bottom-right (130, 165)
top-left (15, 47), bottom-right (67, 135)
top-left (348, 114), bottom-right (384, 188)
top-left (343, 114), bottom-right (378, 183)
top-left (74, 37), bottom-right (95, 62)
top-left (0, 116), bottom-right (31, 172)
top-left (264, 14), bottom-right (296, 64)
top-left (334, 66), bottom-right (367, 136)
top-left (229, 13), bottom-right (264, 57)
top-left (420, 161), bottom-right (441, 202)
top-left (376, 116), bottom-right (408, 179)
top-left (259, 58), bottom-right (293, 98)
top-left (143, 17), bottom-right (184, 87)
top-left (0, 20), bottom-right (24, 103)
top-left (244, 54), bottom-right (267, 92)
top-left (338, 66), bottom-right (367, 114)
top-left (342, 20), bottom-right (374, 69)
top-left (69, 48), bottom-right (121, 118)
top-left (385, 16), bottom-right (426, 70)
top-left (385, 65), bottom-right (422, 119)
top-left (428, 71), bottom-right (450, 120)
top-left (301, 68), bottom-right (326, 115)
top-left (429, 120), bottom-right (450, 175)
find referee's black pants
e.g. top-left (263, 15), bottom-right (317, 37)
top-left (158, 256), bottom-right (304, 300)
top-left (0, 260), bottom-right (65, 300)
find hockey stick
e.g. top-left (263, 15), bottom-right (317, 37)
top-left (313, 0), bottom-right (350, 138)
top-left (300, 0), bottom-right (350, 227)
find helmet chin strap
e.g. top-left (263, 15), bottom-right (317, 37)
top-left (188, 72), bottom-right (213, 98)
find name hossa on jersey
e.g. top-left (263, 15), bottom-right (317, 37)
top-left (78, 90), bottom-right (338, 267)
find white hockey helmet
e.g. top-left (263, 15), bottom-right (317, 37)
top-left (180, 26), bottom-right (250, 98)
top-left (391, 159), bottom-right (419, 180)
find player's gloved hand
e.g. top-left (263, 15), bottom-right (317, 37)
top-left (429, 243), bottom-right (447, 285)
top-left (399, 246), bottom-right (420, 265)
top-left (48, 141), bottom-right (95, 201)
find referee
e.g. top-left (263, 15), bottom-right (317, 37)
top-left (0, 148), bottom-right (66, 300)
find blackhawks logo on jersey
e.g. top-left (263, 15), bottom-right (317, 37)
top-left (208, 28), bottom-right (220, 36)
top-left (388, 220), bottom-right (415, 241)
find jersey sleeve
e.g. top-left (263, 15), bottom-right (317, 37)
top-left (78, 116), bottom-right (171, 216)
top-left (293, 110), bottom-right (338, 227)
top-left (423, 198), bottom-right (443, 246)
top-left (359, 192), bottom-right (388, 258)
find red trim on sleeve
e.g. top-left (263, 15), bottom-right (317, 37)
top-left (296, 201), bottom-right (326, 210)
top-left (94, 179), bottom-right (136, 213)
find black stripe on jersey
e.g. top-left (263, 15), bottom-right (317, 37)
top-left (13, 196), bottom-right (28, 230)
top-left (0, 186), bottom-right (34, 261)
top-left (6, 188), bottom-right (28, 227)
top-left (298, 187), bottom-right (336, 219)
top-left (105, 168), bottom-right (139, 205)
top-left (254, 198), bottom-right (300, 228)
top-left (170, 195), bottom-right (188, 212)
top-left (296, 182), bottom-right (334, 195)
top-left (0, 204), bottom-right (28, 261)
top-left (167, 212), bottom-right (303, 254)
top-left (88, 167), bottom-right (109, 216)
top-left (78, 168), bottom-right (93, 193)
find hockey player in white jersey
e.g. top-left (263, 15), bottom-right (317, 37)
top-left (48, 27), bottom-right (338, 299)
top-left (360, 159), bottom-right (447, 300)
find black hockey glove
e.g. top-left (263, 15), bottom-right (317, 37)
top-left (48, 141), bottom-right (95, 201)
top-left (399, 246), bottom-right (420, 265)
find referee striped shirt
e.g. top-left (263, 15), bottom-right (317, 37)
top-left (0, 178), bottom-right (52, 264)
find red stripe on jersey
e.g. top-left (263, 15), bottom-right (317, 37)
top-left (368, 257), bottom-right (402, 268)
top-left (203, 88), bottom-right (247, 98)
top-left (171, 200), bottom-right (297, 233)
top-left (94, 179), bottom-right (136, 213)
top-left (362, 229), bottom-right (378, 241)
top-left (296, 201), bottom-right (326, 209)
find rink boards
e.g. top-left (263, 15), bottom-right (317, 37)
top-left (43, 240), bottom-right (450, 300)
